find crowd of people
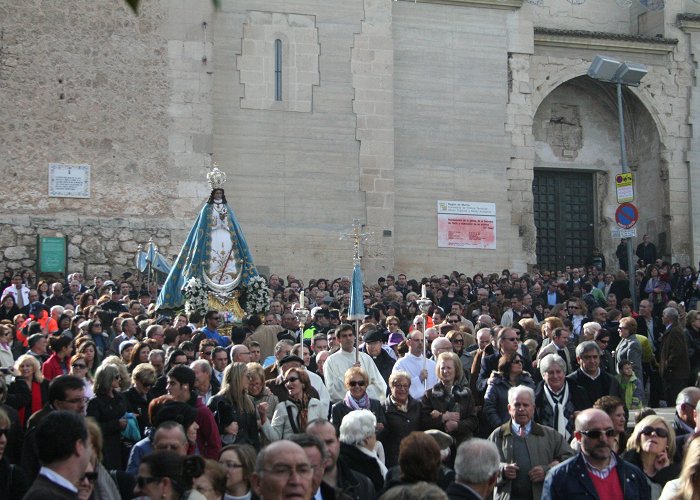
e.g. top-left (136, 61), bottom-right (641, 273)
top-left (1, 251), bottom-right (700, 499)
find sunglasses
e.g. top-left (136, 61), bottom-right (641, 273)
top-left (641, 426), bottom-right (669, 438)
top-left (136, 476), bottom-right (161, 488)
top-left (579, 428), bottom-right (616, 439)
top-left (285, 377), bottom-right (300, 384)
top-left (72, 364), bottom-right (87, 369)
top-left (511, 359), bottom-right (523, 365)
top-left (349, 380), bottom-right (366, 387)
top-left (0, 429), bottom-right (8, 438)
top-left (81, 471), bottom-right (98, 484)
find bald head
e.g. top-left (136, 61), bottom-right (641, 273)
top-left (230, 344), bottom-right (252, 363)
top-left (575, 408), bottom-right (612, 432)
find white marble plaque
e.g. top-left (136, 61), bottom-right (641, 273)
top-left (48, 163), bottom-right (90, 198)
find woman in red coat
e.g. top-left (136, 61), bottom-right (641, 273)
top-left (41, 335), bottom-right (73, 381)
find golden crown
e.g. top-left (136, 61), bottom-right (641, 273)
top-left (207, 164), bottom-right (227, 191)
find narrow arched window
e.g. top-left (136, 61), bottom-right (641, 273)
top-left (274, 39), bottom-right (282, 101)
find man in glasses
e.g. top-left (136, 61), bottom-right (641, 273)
top-left (201, 309), bottom-right (231, 347)
top-left (21, 375), bottom-right (87, 482)
top-left (488, 386), bottom-right (573, 500)
top-left (542, 408), bottom-right (650, 500)
top-left (251, 440), bottom-right (314, 500)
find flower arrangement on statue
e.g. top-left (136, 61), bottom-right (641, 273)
top-left (244, 276), bottom-right (270, 315)
top-left (182, 277), bottom-right (208, 316)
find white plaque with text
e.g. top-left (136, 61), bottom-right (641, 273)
top-left (48, 163), bottom-right (90, 198)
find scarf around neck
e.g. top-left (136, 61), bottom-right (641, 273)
top-left (344, 391), bottom-right (370, 411)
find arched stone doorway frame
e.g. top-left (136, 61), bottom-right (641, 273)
top-left (527, 58), bottom-right (683, 265)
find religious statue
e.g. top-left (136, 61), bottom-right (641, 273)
top-left (156, 166), bottom-right (268, 321)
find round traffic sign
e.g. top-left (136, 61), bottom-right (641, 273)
top-left (615, 202), bottom-right (639, 229)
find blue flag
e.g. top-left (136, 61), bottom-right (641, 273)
top-left (146, 241), bottom-right (156, 263)
top-left (135, 249), bottom-right (147, 273)
top-left (348, 262), bottom-right (365, 320)
top-left (152, 251), bottom-right (172, 275)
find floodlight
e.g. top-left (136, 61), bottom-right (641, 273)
top-left (588, 55), bottom-right (622, 81)
top-left (614, 62), bottom-right (648, 86)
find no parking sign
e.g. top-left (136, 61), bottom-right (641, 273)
top-left (615, 203), bottom-right (639, 229)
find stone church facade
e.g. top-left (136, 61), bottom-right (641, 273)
top-left (0, 0), bottom-right (698, 280)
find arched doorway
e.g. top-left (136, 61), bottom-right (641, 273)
top-left (531, 75), bottom-right (663, 272)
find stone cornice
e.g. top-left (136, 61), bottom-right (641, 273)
top-left (678, 14), bottom-right (700, 32)
top-left (395, 0), bottom-right (523, 10)
top-left (534, 27), bottom-right (677, 55)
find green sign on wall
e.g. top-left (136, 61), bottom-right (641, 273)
top-left (38, 237), bottom-right (66, 274)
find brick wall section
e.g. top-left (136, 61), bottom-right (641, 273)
top-left (352, 0), bottom-right (396, 277)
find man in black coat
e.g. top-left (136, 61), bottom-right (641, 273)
top-left (446, 438), bottom-right (500, 500)
top-left (361, 329), bottom-right (395, 387)
top-left (306, 419), bottom-right (376, 500)
top-left (22, 411), bottom-right (91, 500)
top-left (566, 341), bottom-right (623, 406)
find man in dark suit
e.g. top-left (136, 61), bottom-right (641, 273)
top-left (660, 307), bottom-right (690, 405)
top-left (23, 410), bottom-right (91, 500)
top-left (446, 438), bottom-right (500, 500)
top-left (636, 299), bottom-right (664, 406)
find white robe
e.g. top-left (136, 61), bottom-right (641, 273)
top-left (324, 349), bottom-right (387, 404)
top-left (392, 352), bottom-right (437, 400)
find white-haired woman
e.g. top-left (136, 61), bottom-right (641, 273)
top-left (534, 353), bottom-right (589, 440)
top-left (581, 321), bottom-right (601, 343)
top-left (339, 409), bottom-right (387, 492)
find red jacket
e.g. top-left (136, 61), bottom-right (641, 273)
top-left (42, 352), bottom-right (68, 381)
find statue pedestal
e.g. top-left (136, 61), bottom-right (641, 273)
top-left (207, 291), bottom-right (246, 331)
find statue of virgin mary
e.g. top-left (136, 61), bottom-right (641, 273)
top-left (156, 167), bottom-right (261, 318)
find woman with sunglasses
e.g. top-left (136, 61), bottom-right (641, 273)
top-left (134, 452), bottom-right (205, 500)
top-left (262, 366), bottom-right (325, 440)
top-left (331, 366), bottom-right (386, 435)
top-left (622, 415), bottom-right (680, 491)
top-left (0, 407), bottom-right (28, 499)
top-left (483, 351), bottom-right (535, 431)
top-left (87, 363), bottom-right (128, 470)
top-left (69, 353), bottom-right (95, 399)
top-left (125, 363), bottom-right (157, 437)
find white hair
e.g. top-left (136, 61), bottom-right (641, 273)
top-left (539, 353), bottom-right (566, 377)
top-left (507, 385), bottom-right (535, 406)
top-left (190, 359), bottom-right (211, 375)
top-left (338, 409), bottom-right (376, 446)
top-left (454, 439), bottom-right (500, 485)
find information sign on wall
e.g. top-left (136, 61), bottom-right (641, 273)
top-left (38, 237), bottom-right (67, 274)
top-left (48, 163), bottom-right (90, 198)
top-left (437, 201), bottom-right (496, 249)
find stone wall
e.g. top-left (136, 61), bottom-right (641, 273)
top-left (0, 215), bottom-right (189, 278)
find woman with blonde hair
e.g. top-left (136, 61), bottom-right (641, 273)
top-left (331, 366), bottom-right (386, 434)
top-left (660, 434), bottom-right (700, 500)
top-left (8, 353), bottom-right (48, 427)
top-left (245, 362), bottom-right (278, 421)
top-left (208, 362), bottom-right (260, 449)
top-left (622, 414), bottom-right (680, 490)
top-left (421, 352), bottom-right (478, 445)
top-left (540, 316), bottom-right (564, 348)
top-left (262, 366), bottom-right (325, 441)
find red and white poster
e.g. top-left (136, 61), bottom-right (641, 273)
top-left (437, 201), bottom-right (496, 250)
